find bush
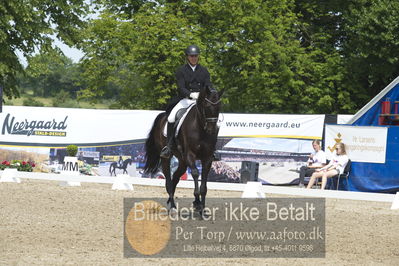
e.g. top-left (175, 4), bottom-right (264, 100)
top-left (108, 102), bottom-right (122, 109)
top-left (53, 98), bottom-right (80, 108)
top-left (23, 97), bottom-right (44, 107)
top-left (66, 145), bottom-right (78, 156)
top-left (52, 90), bottom-right (79, 108)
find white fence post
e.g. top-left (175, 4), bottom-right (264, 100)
top-left (0, 168), bottom-right (21, 183)
top-left (112, 174), bottom-right (134, 191)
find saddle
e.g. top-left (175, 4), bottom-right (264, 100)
top-left (163, 103), bottom-right (196, 137)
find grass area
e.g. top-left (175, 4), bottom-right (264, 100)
top-left (4, 92), bottom-right (111, 109)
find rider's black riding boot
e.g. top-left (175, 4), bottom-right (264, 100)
top-left (160, 122), bottom-right (175, 159)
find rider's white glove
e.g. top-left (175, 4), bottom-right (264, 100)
top-left (189, 92), bottom-right (199, 100)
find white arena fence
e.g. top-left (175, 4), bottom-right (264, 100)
top-left (0, 169), bottom-right (397, 209)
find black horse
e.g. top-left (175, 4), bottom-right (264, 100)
top-left (109, 158), bottom-right (133, 176)
top-left (144, 86), bottom-right (222, 214)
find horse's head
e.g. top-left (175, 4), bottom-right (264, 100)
top-left (197, 86), bottom-right (222, 135)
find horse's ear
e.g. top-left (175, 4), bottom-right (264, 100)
top-left (205, 85), bottom-right (212, 94)
top-left (207, 85), bottom-right (219, 95)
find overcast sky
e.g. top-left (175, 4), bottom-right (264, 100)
top-left (54, 40), bottom-right (84, 63)
top-left (16, 35), bottom-right (85, 67)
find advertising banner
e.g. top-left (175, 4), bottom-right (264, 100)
top-left (0, 106), bottom-right (325, 146)
top-left (325, 125), bottom-right (387, 163)
top-left (0, 106), bottom-right (161, 147)
top-left (0, 106), bottom-right (326, 184)
top-left (219, 114), bottom-right (325, 139)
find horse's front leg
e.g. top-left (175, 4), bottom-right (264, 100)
top-left (187, 153), bottom-right (201, 211)
top-left (199, 159), bottom-right (213, 213)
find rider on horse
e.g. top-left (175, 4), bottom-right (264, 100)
top-left (118, 155), bottom-right (123, 168)
top-left (160, 44), bottom-right (214, 159)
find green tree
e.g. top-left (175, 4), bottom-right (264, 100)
top-left (81, 0), bottom-right (321, 113)
top-left (24, 47), bottom-right (82, 97)
top-left (80, 0), bottom-right (399, 114)
top-left (341, 0), bottom-right (399, 109)
top-left (194, 0), bottom-right (317, 113)
top-left (294, 0), bottom-right (399, 113)
top-left (79, 4), bottom-right (199, 109)
top-left (293, 0), bottom-right (350, 113)
top-left (0, 0), bottom-right (89, 99)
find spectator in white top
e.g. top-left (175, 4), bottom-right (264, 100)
top-left (306, 142), bottom-right (349, 190)
top-left (298, 140), bottom-right (327, 187)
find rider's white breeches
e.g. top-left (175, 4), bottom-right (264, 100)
top-left (167, 98), bottom-right (196, 123)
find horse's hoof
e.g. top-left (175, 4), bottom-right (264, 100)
top-left (192, 200), bottom-right (201, 210)
top-left (167, 200), bottom-right (176, 211)
top-left (169, 207), bottom-right (178, 217)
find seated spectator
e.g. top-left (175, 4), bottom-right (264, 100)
top-left (298, 140), bottom-right (327, 187)
top-left (306, 142), bottom-right (349, 190)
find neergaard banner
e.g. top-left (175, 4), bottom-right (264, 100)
top-left (0, 106), bottom-right (161, 147)
top-left (325, 125), bottom-right (387, 163)
top-left (0, 106), bottom-right (325, 147)
top-left (220, 114), bottom-right (325, 139)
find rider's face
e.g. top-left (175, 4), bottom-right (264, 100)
top-left (187, 54), bottom-right (199, 66)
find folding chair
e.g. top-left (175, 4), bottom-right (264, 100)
top-left (334, 159), bottom-right (352, 190)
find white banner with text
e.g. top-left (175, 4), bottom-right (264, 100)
top-left (0, 106), bottom-right (325, 147)
top-left (219, 113), bottom-right (325, 139)
top-left (0, 106), bottom-right (161, 147)
top-left (325, 125), bottom-right (387, 163)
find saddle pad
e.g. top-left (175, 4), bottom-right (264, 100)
top-left (163, 103), bottom-right (196, 137)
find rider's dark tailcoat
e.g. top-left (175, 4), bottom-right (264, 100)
top-left (176, 63), bottom-right (213, 99)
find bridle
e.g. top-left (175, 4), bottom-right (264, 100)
top-left (204, 97), bottom-right (221, 105)
top-left (196, 94), bottom-right (221, 131)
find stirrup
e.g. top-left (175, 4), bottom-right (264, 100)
top-left (160, 146), bottom-right (171, 158)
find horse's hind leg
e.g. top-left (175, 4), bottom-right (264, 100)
top-left (169, 161), bottom-right (187, 208)
top-left (161, 158), bottom-right (173, 207)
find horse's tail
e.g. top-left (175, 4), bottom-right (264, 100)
top-left (144, 112), bottom-right (166, 174)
